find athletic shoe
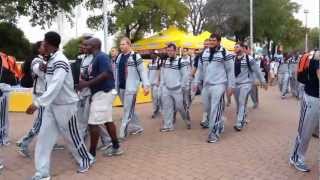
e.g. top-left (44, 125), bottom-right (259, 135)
top-left (207, 133), bottom-right (219, 143)
top-left (18, 147), bottom-right (31, 158)
top-left (31, 174), bottom-right (51, 180)
top-left (77, 165), bottom-right (90, 173)
top-left (281, 95), bottom-right (286, 99)
top-left (187, 124), bottom-right (191, 130)
top-left (200, 121), bottom-right (209, 129)
top-left (290, 159), bottom-right (310, 172)
top-left (77, 157), bottom-right (96, 173)
top-left (160, 128), bottom-right (174, 132)
top-left (53, 144), bottom-right (65, 150)
top-left (103, 147), bottom-right (124, 157)
top-left (0, 163), bottom-right (4, 171)
top-left (98, 143), bottom-right (113, 151)
top-left (312, 133), bottom-right (319, 138)
top-left (252, 104), bottom-right (258, 109)
top-left (130, 129), bottom-right (144, 135)
top-left (233, 125), bottom-right (243, 132)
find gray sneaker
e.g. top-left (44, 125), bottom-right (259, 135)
top-left (77, 157), bottom-right (96, 173)
top-left (104, 147), bottom-right (124, 157)
top-left (130, 129), bottom-right (144, 135)
top-left (18, 147), bottom-right (31, 158)
top-left (289, 158), bottom-right (310, 172)
top-left (160, 127), bottom-right (174, 132)
top-left (98, 143), bottom-right (113, 151)
top-left (53, 144), bottom-right (65, 150)
top-left (31, 174), bottom-right (51, 180)
top-left (207, 133), bottom-right (219, 143)
top-left (0, 163), bottom-right (4, 171)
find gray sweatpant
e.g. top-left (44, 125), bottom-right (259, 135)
top-left (278, 73), bottom-right (290, 96)
top-left (234, 83), bottom-right (252, 127)
top-left (289, 73), bottom-right (298, 97)
top-left (151, 85), bottom-right (161, 115)
top-left (35, 102), bottom-right (93, 177)
top-left (161, 87), bottom-right (190, 129)
top-left (78, 96), bottom-right (111, 145)
top-left (118, 89), bottom-right (143, 139)
top-left (0, 93), bottom-right (9, 146)
top-left (291, 93), bottom-right (320, 163)
top-left (182, 88), bottom-right (192, 113)
top-left (250, 84), bottom-right (259, 106)
top-left (202, 84), bottom-right (226, 136)
top-left (18, 106), bottom-right (45, 148)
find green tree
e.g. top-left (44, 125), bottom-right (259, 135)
top-left (308, 28), bottom-right (320, 50)
top-left (0, 0), bottom-right (82, 27)
top-left (0, 22), bottom-right (31, 60)
top-left (63, 37), bottom-right (83, 60)
top-left (86, 0), bottom-right (189, 42)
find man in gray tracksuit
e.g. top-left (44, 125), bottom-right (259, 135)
top-left (289, 53), bottom-right (299, 98)
top-left (148, 53), bottom-right (161, 119)
top-left (115, 37), bottom-right (150, 140)
top-left (275, 52), bottom-right (290, 98)
top-left (0, 83), bottom-right (10, 146)
top-left (26, 32), bottom-right (94, 180)
top-left (159, 43), bottom-right (191, 132)
top-left (16, 42), bottom-right (48, 156)
top-left (233, 43), bottom-right (267, 131)
top-left (193, 33), bottom-right (235, 143)
top-left (181, 48), bottom-right (193, 116)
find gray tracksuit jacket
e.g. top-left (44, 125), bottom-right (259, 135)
top-left (148, 58), bottom-right (161, 86)
top-left (79, 54), bottom-right (93, 98)
top-left (194, 47), bottom-right (235, 88)
top-left (115, 51), bottom-right (150, 92)
top-left (34, 51), bottom-right (79, 107)
top-left (31, 56), bottom-right (47, 96)
top-left (235, 55), bottom-right (266, 85)
top-left (160, 57), bottom-right (189, 91)
top-left (289, 56), bottom-right (298, 74)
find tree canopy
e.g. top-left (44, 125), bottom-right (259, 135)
top-left (0, 22), bottom-right (31, 60)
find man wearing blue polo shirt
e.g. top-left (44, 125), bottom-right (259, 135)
top-left (78, 38), bottom-right (123, 158)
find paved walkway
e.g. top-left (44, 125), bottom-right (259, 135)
top-left (0, 86), bottom-right (318, 180)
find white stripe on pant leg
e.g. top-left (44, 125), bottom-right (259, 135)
top-left (292, 98), bottom-right (308, 162)
top-left (292, 94), bottom-right (319, 162)
top-left (0, 98), bottom-right (4, 144)
top-left (68, 116), bottom-right (90, 167)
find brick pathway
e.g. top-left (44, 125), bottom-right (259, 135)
top-left (0, 86), bottom-right (318, 180)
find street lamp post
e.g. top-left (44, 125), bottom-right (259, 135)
top-left (304, 9), bottom-right (309, 52)
top-left (250, 0), bottom-right (254, 55)
top-left (103, 0), bottom-right (109, 53)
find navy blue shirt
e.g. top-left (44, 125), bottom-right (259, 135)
top-left (304, 59), bottom-right (319, 98)
top-left (89, 51), bottom-right (115, 95)
top-left (118, 53), bottom-right (130, 89)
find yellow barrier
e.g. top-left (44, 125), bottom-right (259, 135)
top-left (9, 87), bottom-right (151, 112)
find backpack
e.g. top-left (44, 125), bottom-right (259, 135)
top-left (208, 47), bottom-right (226, 62)
top-left (163, 57), bottom-right (182, 69)
top-left (245, 55), bottom-right (253, 72)
top-left (0, 52), bottom-right (20, 85)
top-left (132, 53), bottom-right (142, 81)
top-left (71, 56), bottom-right (82, 87)
top-left (297, 53), bottom-right (312, 84)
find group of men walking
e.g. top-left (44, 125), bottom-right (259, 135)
top-left (0, 30), bottom-right (318, 179)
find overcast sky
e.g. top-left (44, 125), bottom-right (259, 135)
top-left (17, 0), bottom-right (319, 51)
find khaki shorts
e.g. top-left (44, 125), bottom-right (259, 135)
top-left (88, 90), bottom-right (116, 125)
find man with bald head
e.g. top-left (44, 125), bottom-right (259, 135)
top-left (78, 38), bottom-right (123, 158)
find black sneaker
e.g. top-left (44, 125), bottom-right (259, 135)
top-left (233, 125), bottom-right (242, 132)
